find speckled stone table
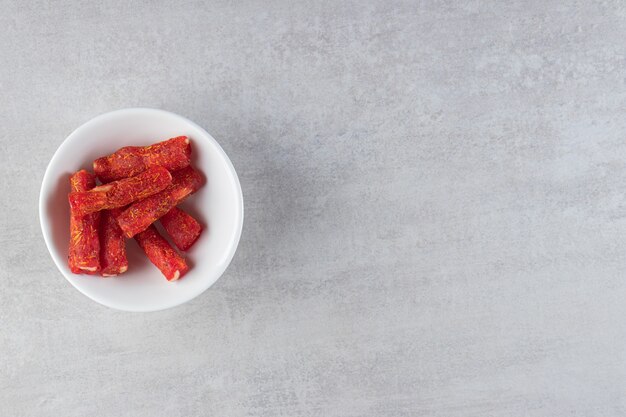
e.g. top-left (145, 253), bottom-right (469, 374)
top-left (2, 1), bottom-right (626, 416)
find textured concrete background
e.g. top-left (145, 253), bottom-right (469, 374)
top-left (2, 1), bottom-right (626, 416)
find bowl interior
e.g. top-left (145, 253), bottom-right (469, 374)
top-left (39, 109), bottom-right (243, 312)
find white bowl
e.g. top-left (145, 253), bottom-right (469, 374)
top-left (39, 108), bottom-right (244, 312)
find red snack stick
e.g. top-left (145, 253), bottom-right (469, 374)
top-left (68, 170), bottom-right (101, 274)
top-left (93, 136), bottom-right (191, 182)
top-left (100, 208), bottom-right (128, 277)
top-left (159, 207), bottom-right (203, 251)
top-left (68, 166), bottom-right (172, 216)
top-left (117, 166), bottom-right (203, 238)
top-left (135, 225), bottom-right (188, 281)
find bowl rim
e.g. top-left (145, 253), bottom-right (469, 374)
top-left (38, 107), bottom-right (244, 312)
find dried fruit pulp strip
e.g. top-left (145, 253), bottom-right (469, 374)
top-left (68, 166), bottom-right (172, 216)
top-left (135, 225), bottom-right (188, 281)
top-left (100, 208), bottom-right (128, 277)
top-left (159, 207), bottom-right (203, 251)
top-left (117, 166), bottom-right (203, 238)
top-left (68, 170), bottom-right (101, 274)
top-left (94, 136), bottom-right (191, 183)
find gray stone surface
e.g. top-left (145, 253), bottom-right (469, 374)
top-left (2, 0), bottom-right (626, 415)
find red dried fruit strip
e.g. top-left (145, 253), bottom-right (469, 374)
top-left (135, 225), bottom-right (188, 281)
top-left (68, 166), bottom-right (172, 216)
top-left (93, 136), bottom-right (191, 183)
top-left (68, 170), bottom-right (101, 274)
top-left (117, 166), bottom-right (203, 238)
top-left (100, 208), bottom-right (128, 277)
top-left (159, 207), bottom-right (203, 251)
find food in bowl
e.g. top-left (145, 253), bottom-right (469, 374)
top-left (67, 136), bottom-right (204, 281)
